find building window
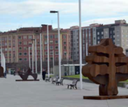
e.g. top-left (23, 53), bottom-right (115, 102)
top-left (45, 41), bottom-right (47, 44)
top-left (23, 36), bottom-right (27, 39)
top-left (24, 42), bottom-right (27, 45)
top-left (5, 48), bottom-right (7, 51)
top-left (50, 46), bottom-right (53, 50)
top-left (13, 48), bottom-right (15, 51)
top-left (45, 52), bottom-right (47, 55)
top-left (55, 46), bottom-right (58, 49)
top-left (18, 36), bottom-right (21, 39)
top-left (24, 53), bottom-right (27, 55)
top-left (9, 42), bottom-right (11, 46)
top-left (29, 36), bottom-right (32, 39)
top-left (55, 41), bottom-right (58, 44)
top-left (64, 51), bottom-right (67, 55)
top-left (50, 35), bottom-right (53, 39)
top-left (55, 52), bottom-right (58, 55)
top-left (45, 36), bottom-right (47, 39)
top-left (50, 41), bottom-right (53, 44)
top-left (45, 46), bottom-right (47, 50)
top-left (37, 47), bottom-right (40, 50)
top-left (19, 42), bottom-right (22, 45)
top-left (19, 53), bottom-right (22, 56)
top-left (64, 46), bottom-right (66, 50)
top-left (19, 58), bottom-right (22, 61)
top-left (50, 51), bottom-right (53, 55)
top-left (64, 42), bottom-right (66, 44)
top-left (55, 35), bottom-right (58, 38)
top-left (24, 58), bottom-right (27, 61)
top-left (19, 47), bottom-right (22, 50)
top-left (24, 47), bottom-right (27, 50)
top-left (63, 35), bottom-right (66, 39)
top-left (9, 48), bottom-right (11, 51)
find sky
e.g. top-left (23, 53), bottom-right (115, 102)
top-left (1, 0), bottom-right (128, 32)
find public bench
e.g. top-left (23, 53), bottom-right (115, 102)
top-left (67, 79), bottom-right (78, 89)
top-left (45, 77), bottom-right (51, 82)
top-left (56, 78), bottom-right (64, 85)
top-left (52, 76), bottom-right (59, 84)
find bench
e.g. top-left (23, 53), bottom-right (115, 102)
top-left (56, 78), bottom-right (64, 85)
top-left (45, 77), bottom-right (51, 82)
top-left (67, 79), bottom-right (78, 89)
top-left (52, 76), bottom-right (59, 84)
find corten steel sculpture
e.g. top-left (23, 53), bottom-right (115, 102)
top-left (16, 68), bottom-right (39, 81)
top-left (0, 66), bottom-right (4, 77)
top-left (82, 39), bottom-right (128, 100)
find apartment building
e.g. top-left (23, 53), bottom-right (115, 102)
top-left (42, 27), bottom-right (71, 63)
top-left (94, 20), bottom-right (128, 56)
top-left (70, 24), bottom-right (101, 63)
top-left (0, 25), bottom-right (71, 70)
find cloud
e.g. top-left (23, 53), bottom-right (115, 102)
top-left (0, 0), bottom-right (77, 17)
top-left (0, 0), bottom-right (128, 17)
top-left (1, 0), bottom-right (128, 31)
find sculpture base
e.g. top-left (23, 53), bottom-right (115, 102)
top-left (0, 77), bottom-right (5, 78)
top-left (83, 95), bottom-right (128, 100)
top-left (15, 79), bottom-right (39, 81)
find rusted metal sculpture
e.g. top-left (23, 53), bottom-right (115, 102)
top-left (0, 66), bottom-right (4, 77)
top-left (16, 68), bottom-right (39, 81)
top-left (82, 39), bottom-right (128, 99)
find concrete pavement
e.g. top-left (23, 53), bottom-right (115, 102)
top-left (0, 75), bottom-right (128, 107)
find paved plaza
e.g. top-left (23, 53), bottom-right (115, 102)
top-left (0, 75), bottom-right (128, 107)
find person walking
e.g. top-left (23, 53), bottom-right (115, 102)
top-left (42, 68), bottom-right (46, 80)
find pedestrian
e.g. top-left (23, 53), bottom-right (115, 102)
top-left (42, 68), bottom-right (46, 80)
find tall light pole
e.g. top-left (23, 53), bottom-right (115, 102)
top-left (35, 39), bottom-right (37, 74)
top-left (32, 43), bottom-right (34, 73)
top-left (79, 0), bottom-right (83, 89)
top-left (50, 10), bottom-right (61, 79)
top-left (47, 25), bottom-right (50, 78)
top-left (28, 47), bottom-right (31, 68)
top-left (40, 33), bottom-right (43, 74)
top-left (53, 50), bottom-right (54, 74)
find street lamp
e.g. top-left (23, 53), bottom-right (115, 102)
top-left (47, 25), bottom-right (50, 78)
top-left (31, 39), bottom-right (37, 74)
top-left (42, 24), bottom-right (50, 77)
top-left (50, 10), bottom-right (61, 79)
top-left (79, 0), bottom-right (83, 89)
top-left (40, 31), bottom-right (43, 74)
top-left (35, 39), bottom-right (37, 74)
top-left (28, 47), bottom-right (31, 68)
top-left (32, 43), bottom-right (34, 73)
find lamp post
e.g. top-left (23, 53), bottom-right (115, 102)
top-left (28, 47), bottom-right (31, 68)
top-left (47, 25), bottom-right (50, 78)
top-left (40, 33), bottom-right (43, 74)
top-left (50, 10), bottom-right (61, 79)
top-left (32, 43), bottom-right (34, 73)
top-left (79, 0), bottom-right (83, 89)
top-left (53, 50), bottom-right (54, 74)
top-left (31, 39), bottom-right (37, 74)
top-left (35, 39), bottom-right (37, 74)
